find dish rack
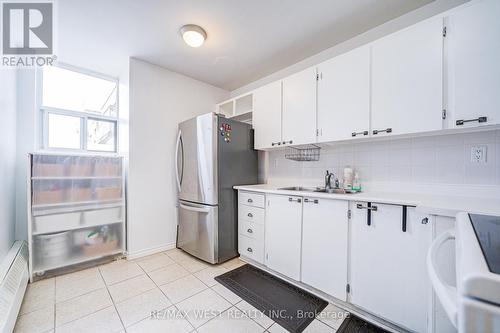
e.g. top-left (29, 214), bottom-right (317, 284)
top-left (285, 144), bottom-right (321, 161)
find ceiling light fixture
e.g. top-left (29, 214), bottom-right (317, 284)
top-left (180, 24), bottom-right (207, 48)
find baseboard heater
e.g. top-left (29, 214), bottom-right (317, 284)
top-left (0, 241), bottom-right (29, 333)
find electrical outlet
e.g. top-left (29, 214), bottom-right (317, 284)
top-left (470, 145), bottom-right (487, 164)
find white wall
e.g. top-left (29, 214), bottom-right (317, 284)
top-left (265, 130), bottom-right (500, 197)
top-left (15, 70), bottom-right (37, 241)
top-left (0, 68), bottom-right (18, 262)
top-left (128, 58), bottom-right (229, 257)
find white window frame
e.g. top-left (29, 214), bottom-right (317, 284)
top-left (37, 63), bottom-right (120, 153)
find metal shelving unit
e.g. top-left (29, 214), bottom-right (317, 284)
top-left (32, 176), bottom-right (122, 180)
top-left (27, 153), bottom-right (126, 281)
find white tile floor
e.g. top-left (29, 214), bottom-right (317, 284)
top-left (15, 249), bottom-right (349, 333)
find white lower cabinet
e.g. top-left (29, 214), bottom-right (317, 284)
top-left (239, 234), bottom-right (264, 263)
top-left (301, 197), bottom-right (349, 301)
top-left (350, 202), bottom-right (432, 333)
top-left (238, 192), bottom-right (265, 264)
top-left (238, 190), bottom-right (436, 332)
top-left (265, 194), bottom-right (303, 280)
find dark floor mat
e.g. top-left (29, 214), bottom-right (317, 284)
top-left (337, 314), bottom-right (390, 333)
top-left (215, 264), bottom-right (328, 333)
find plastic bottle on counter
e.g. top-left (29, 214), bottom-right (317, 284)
top-left (352, 172), bottom-right (362, 192)
top-left (343, 166), bottom-right (353, 190)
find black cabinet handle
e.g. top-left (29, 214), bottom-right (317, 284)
top-left (247, 198), bottom-right (253, 203)
top-left (289, 197), bottom-right (302, 203)
top-left (421, 217), bottom-right (429, 225)
top-left (247, 213), bottom-right (253, 218)
top-left (356, 203), bottom-right (377, 226)
top-left (402, 206), bottom-right (407, 232)
top-left (271, 142), bottom-right (282, 146)
top-left (456, 117), bottom-right (487, 126)
top-left (352, 131), bottom-right (369, 137)
top-left (304, 198), bottom-right (318, 204)
top-left (373, 128), bottom-right (392, 135)
top-left (368, 202), bottom-right (372, 226)
top-left (356, 203), bottom-right (378, 211)
top-left (247, 228), bottom-right (253, 234)
top-left (282, 140), bottom-right (293, 145)
top-left (247, 247), bottom-right (253, 253)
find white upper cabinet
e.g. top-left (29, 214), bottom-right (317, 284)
top-left (447, 0), bottom-right (500, 128)
top-left (301, 198), bottom-right (348, 301)
top-left (282, 67), bottom-right (317, 146)
top-left (253, 81), bottom-right (282, 149)
top-left (265, 194), bottom-right (303, 280)
top-left (249, 3), bottom-right (498, 149)
top-left (317, 46), bottom-right (370, 142)
top-left (371, 17), bottom-right (444, 137)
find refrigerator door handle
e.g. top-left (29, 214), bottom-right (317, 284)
top-left (179, 202), bottom-right (211, 214)
top-left (175, 129), bottom-right (182, 192)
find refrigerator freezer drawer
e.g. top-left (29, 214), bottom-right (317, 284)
top-left (178, 201), bottom-right (218, 264)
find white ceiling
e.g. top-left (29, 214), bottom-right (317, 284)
top-left (57, 0), bottom-right (434, 90)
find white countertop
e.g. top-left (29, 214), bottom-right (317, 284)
top-left (233, 184), bottom-right (500, 217)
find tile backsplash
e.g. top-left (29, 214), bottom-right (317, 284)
top-left (264, 130), bottom-right (500, 188)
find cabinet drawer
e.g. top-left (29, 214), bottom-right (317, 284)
top-left (239, 191), bottom-right (265, 208)
top-left (238, 235), bottom-right (264, 264)
top-left (239, 220), bottom-right (264, 241)
top-left (238, 205), bottom-right (265, 225)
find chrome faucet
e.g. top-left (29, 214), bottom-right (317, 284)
top-left (325, 170), bottom-right (339, 189)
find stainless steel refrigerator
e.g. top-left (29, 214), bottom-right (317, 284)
top-left (175, 112), bottom-right (258, 264)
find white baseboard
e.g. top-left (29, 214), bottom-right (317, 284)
top-left (126, 242), bottom-right (176, 260)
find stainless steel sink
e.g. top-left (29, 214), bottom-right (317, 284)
top-left (313, 188), bottom-right (349, 194)
top-left (277, 186), bottom-right (316, 192)
top-left (277, 186), bottom-right (357, 194)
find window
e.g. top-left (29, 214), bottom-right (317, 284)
top-left (40, 65), bottom-right (118, 152)
top-left (47, 113), bottom-right (81, 149)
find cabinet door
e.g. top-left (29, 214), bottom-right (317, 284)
top-left (447, 0), bottom-right (500, 128)
top-left (301, 198), bottom-right (348, 301)
top-left (282, 67), bottom-right (317, 145)
top-left (265, 194), bottom-right (303, 280)
top-left (350, 203), bottom-right (432, 333)
top-left (371, 18), bottom-right (443, 137)
top-left (317, 46), bottom-right (370, 142)
top-left (253, 81), bottom-right (282, 149)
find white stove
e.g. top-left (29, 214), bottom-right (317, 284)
top-left (428, 212), bottom-right (500, 332)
